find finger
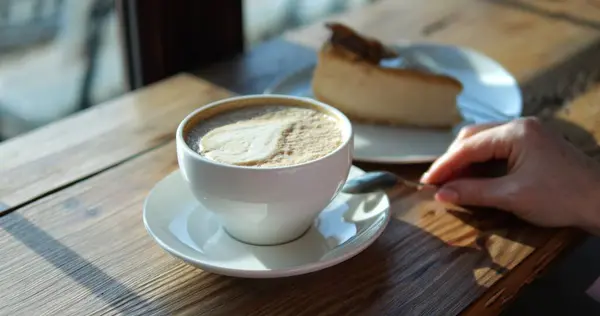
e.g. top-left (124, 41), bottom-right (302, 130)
top-left (449, 122), bottom-right (503, 151)
top-left (422, 125), bottom-right (512, 184)
top-left (434, 178), bottom-right (514, 210)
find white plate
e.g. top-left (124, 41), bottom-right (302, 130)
top-left (143, 166), bottom-right (390, 278)
top-left (265, 43), bottom-right (522, 163)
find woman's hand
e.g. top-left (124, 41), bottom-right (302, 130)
top-left (421, 117), bottom-right (600, 234)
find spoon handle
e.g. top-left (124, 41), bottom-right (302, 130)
top-left (397, 177), bottom-right (438, 191)
top-left (342, 171), bottom-right (437, 194)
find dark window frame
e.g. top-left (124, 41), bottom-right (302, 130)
top-left (117, 0), bottom-right (244, 89)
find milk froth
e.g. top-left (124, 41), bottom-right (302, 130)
top-left (185, 105), bottom-right (342, 167)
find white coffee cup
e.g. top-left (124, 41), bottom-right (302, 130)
top-left (176, 95), bottom-right (353, 245)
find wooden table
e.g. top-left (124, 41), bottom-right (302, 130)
top-left (2, 0), bottom-right (600, 315)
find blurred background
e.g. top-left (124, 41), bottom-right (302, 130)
top-left (0, 0), bottom-right (124, 140)
top-left (0, 0), bottom-right (377, 142)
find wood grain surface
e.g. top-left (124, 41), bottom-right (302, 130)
top-left (0, 88), bottom-right (597, 316)
top-left (546, 83), bottom-right (600, 158)
top-left (495, 0), bottom-right (600, 29)
top-left (0, 74), bottom-right (231, 211)
top-left (0, 140), bottom-right (566, 316)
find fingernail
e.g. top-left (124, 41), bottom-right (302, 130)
top-left (435, 187), bottom-right (459, 204)
top-left (420, 172), bottom-right (430, 183)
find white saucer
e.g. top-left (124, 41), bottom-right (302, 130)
top-left (265, 42), bottom-right (522, 164)
top-left (143, 165), bottom-right (390, 278)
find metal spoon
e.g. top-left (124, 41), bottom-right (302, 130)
top-left (342, 171), bottom-right (438, 194)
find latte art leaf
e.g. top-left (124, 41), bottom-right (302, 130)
top-left (200, 120), bottom-right (290, 165)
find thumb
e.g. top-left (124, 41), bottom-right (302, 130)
top-left (434, 178), bottom-right (513, 210)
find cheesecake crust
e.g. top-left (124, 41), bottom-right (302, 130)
top-left (324, 22), bottom-right (463, 90)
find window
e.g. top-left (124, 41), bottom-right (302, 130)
top-left (0, 0), bottom-right (126, 141)
top-left (243, 0), bottom-right (379, 48)
top-left (0, 0), bottom-right (375, 142)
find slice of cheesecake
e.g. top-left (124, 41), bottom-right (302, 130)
top-left (311, 23), bottom-right (464, 128)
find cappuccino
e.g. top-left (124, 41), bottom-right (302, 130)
top-left (185, 105), bottom-right (343, 167)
